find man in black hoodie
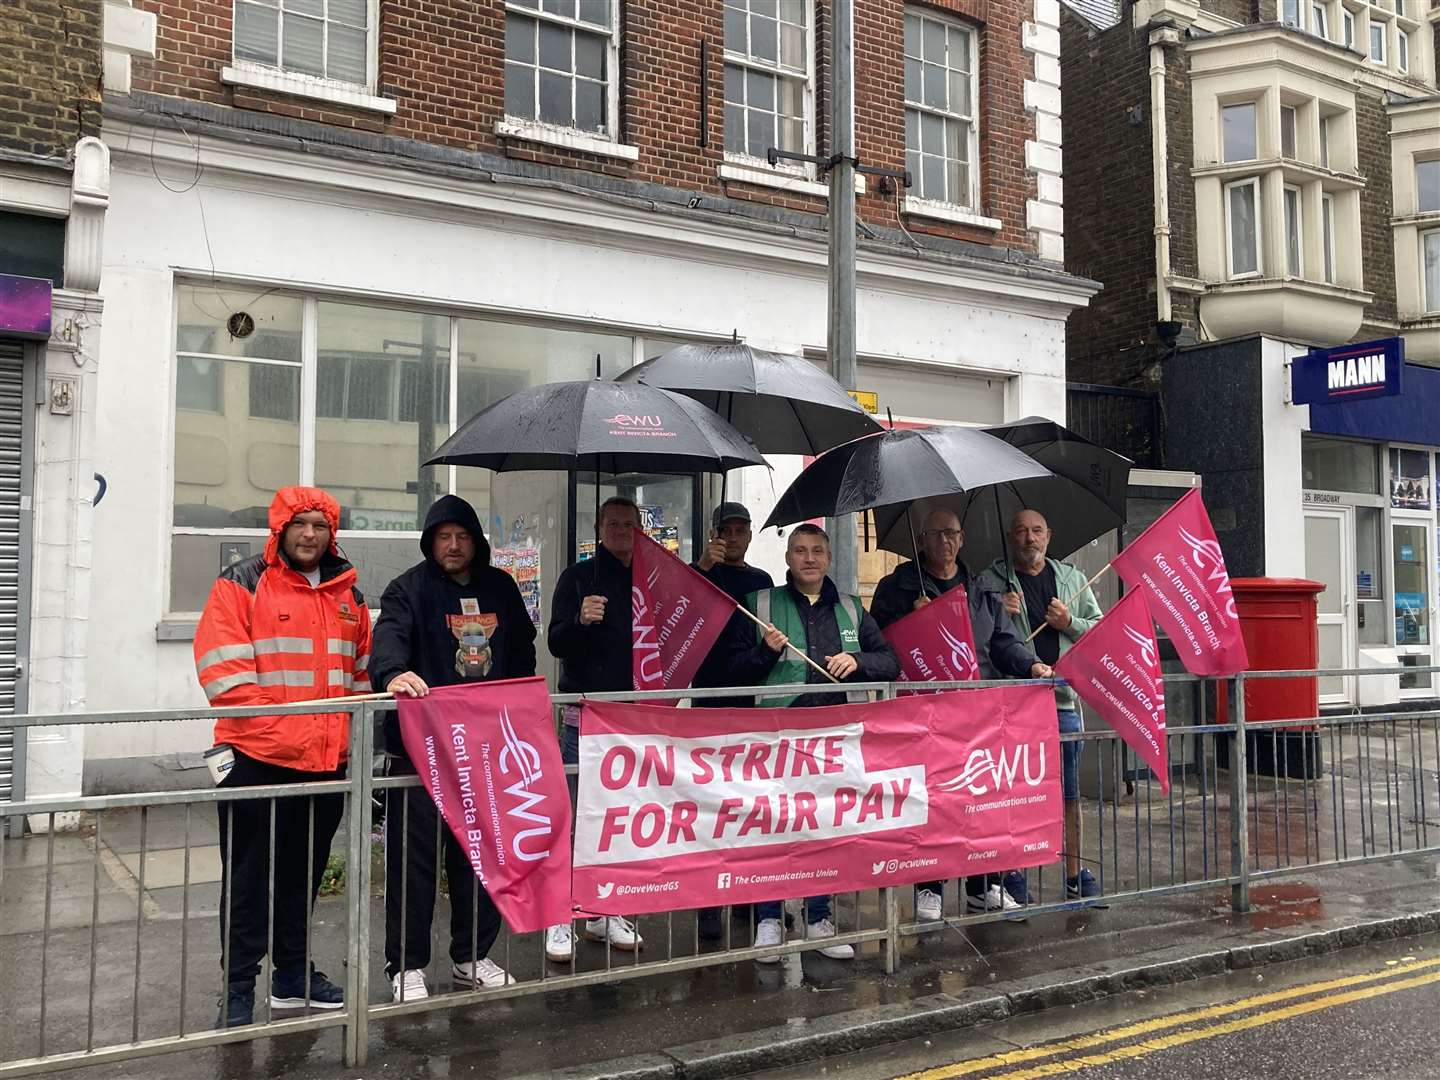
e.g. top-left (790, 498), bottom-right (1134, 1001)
top-left (370, 495), bottom-right (536, 1003)
top-left (542, 495), bottom-right (645, 961)
top-left (870, 508), bottom-right (1051, 922)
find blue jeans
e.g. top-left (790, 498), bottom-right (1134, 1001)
top-left (561, 721), bottom-right (579, 822)
top-left (756, 897), bottom-right (831, 923)
top-left (1058, 708), bottom-right (1083, 803)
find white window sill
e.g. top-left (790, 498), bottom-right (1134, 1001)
top-left (900, 197), bottom-right (1002, 230)
top-left (495, 120), bottom-right (640, 162)
top-left (221, 64), bottom-right (397, 115)
top-left (719, 157), bottom-right (867, 197)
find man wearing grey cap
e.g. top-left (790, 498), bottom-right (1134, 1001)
top-left (690, 501), bottom-right (774, 943)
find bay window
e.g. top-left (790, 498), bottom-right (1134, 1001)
top-left (1225, 178), bottom-right (1261, 279)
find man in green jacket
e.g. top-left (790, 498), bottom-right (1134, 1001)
top-left (979, 509), bottom-right (1103, 899)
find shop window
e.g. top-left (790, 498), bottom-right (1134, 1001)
top-left (234, 0), bottom-right (369, 87)
top-left (504, 0), bottom-right (616, 135)
top-left (903, 9), bottom-right (978, 209)
top-left (723, 0), bottom-right (811, 161)
top-left (1389, 447), bottom-right (1430, 510)
top-left (1302, 434), bottom-right (1380, 494)
top-left (1222, 102), bottom-right (1257, 162)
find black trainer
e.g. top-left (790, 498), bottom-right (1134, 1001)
top-left (270, 967), bottom-right (345, 1010)
top-left (216, 983), bottom-right (255, 1029)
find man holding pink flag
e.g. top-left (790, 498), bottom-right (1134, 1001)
top-left (872, 508), bottom-right (1050, 919)
top-left (981, 509), bottom-right (1104, 900)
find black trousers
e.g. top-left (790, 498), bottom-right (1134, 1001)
top-left (216, 751), bottom-right (346, 985)
top-left (384, 758), bottom-right (502, 978)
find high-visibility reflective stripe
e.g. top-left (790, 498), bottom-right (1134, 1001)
top-left (353, 676), bottom-right (371, 690)
top-left (256, 670), bottom-right (314, 688)
top-left (203, 671), bottom-right (259, 699)
top-left (327, 639), bottom-right (356, 657)
top-left (353, 654), bottom-right (369, 672)
top-left (328, 670), bottom-right (349, 688)
top-left (196, 644), bottom-right (256, 671)
top-left (253, 637), bottom-right (315, 655)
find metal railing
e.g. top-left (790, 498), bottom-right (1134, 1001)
top-left (0, 668), bottom-right (1436, 1075)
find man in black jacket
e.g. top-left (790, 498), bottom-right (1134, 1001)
top-left (370, 495), bottom-right (536, 1003)
top-left (692, 501), bottom-right (775, 707)
top-left (543, 495), bottom-right (645, 961)
top-left (870, 508), bottom-right (1051, 921)
top-left (729, 524), bottom-right (899, 963)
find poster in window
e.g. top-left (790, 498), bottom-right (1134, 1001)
top-left (1389, 448), bottom-right (1430, 509)
top-left (493, 545), bottom-right (543, 627)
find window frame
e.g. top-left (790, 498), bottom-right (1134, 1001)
top-left (1369, 20), bottom-right (1386, 64)
top-left (1319, 113), bottom-right (1330, 169)
top-left (1425, 229), bottom-right (1440, 314)
top-left (502, 1), bottom-right (622, 142)
top-left (1222, 101), bottom-right (1259, 164)
top-left (1310, 2), bottom-right (1329, 38)
top-left (1418, 159), bottom-right (1440, 215)
top-left (721, 0), bottom-right (817, 172)
top-left (1322, 191), bottom-right (1336, 283)
top-left (1284, 184), bottom-right (1304, 278)
top-left (902, 8), bottom-right (981, 211)
top-left (1225, 176), bottom-right (1263, 280)
top-left (1281, 104), bottom-right (1298, 159)
top-left (1342, 9), bottom-right (1355, 48)
top-left (231, 0), bottom-right (376, 91)
top-left (1396, 27), bottom-right (1409, 74)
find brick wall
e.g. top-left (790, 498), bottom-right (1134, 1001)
top-left (125, 0), bottom-right (1041, 255)
top-left (1197, 0), bottom-right (1252, 24)
top-left (1354, 87), bottom-right (1397, 330)
top-left (0, 0), bottom-right (103, 159)
top-left (1059, 11), bottom-right (1159, 386)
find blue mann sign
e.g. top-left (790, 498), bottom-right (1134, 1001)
top-left (1291, 338), bottom-right (1404, 406)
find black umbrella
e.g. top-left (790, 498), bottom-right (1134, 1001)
top-left (425, 379), bottom-right (765, 475)
top-left (866, 418), bottom-right (1132, 567)
top-left (762, 426), bottom-right (1053, 539)
top-left (617, 342), bottom-right (882, 455)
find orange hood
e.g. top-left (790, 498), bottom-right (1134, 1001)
top-left (264, 486), bottom-right (342, 567)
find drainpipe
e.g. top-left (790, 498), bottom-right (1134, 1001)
top-left (1149, 27), bottom-right (1183, 327)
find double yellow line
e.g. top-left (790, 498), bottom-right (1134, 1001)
top-left (899, 955), bottom-right (1440, 1080)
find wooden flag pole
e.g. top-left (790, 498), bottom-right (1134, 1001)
top-left (729, 601), bottom-right (843, 684)
top-left (1023, 561), bottom-right (1115, 644)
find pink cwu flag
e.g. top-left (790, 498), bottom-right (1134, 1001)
top-left (630, 531), bottom-right (739, 700)
top-left (1110, 488), bottom-right (1249, 677)
top-left (396, 676), bottom-right (573, 932)
top-left (1055, 588), bottom-right (1170, 793)
top-left (881, 585), bottom-right (980, 690)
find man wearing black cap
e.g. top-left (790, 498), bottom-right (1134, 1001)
top-left (691, 501), bottom-right (775, 707)
top-left (690, 502), bottom-right (775, 942)
top-left (370, 495), bottom-right (537, 1003)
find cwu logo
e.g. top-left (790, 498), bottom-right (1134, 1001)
top-left (1122, 624), bottom-right (1158, 670)
top-left (1177, 525), bottom-right (1239, 620)
top-left (936, 742), bottom-right (1048, 795)
top-left (498, 706), bottom-right (555, 863)
top-left (939, 622), bottom-right (978, 679)
top-left (602, 413), bottom-right (663, 428)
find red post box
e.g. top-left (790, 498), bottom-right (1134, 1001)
top-left (1216, 577), bottom-right (1325, 779)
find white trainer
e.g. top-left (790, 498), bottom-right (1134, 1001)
top-left (915, 888), bottom-right (944, 923)
top-left (544, 923), bottom-right (574, 963)
top-left (806, 917), bottom-right (854, 960)
top-left (753, 917), bottom-right (784, 963)
top-left (966, 884), bottom-right (1027, 919)
top-left (584, 916), bottom-right (643, 951)
top-left (391, 969), bottom-right (429, 1003)
top-left (453, 958), bottom-right (515, 988)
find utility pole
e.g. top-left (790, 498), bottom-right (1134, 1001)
top-left (826, 0), bottom-right (859, 596)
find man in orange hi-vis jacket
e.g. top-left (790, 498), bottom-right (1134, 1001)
top-left (194, 486), bottom-right (372, 1029)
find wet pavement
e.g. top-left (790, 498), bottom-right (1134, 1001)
top-left (1, 721), bottom-right (1436, 1078)
top-left (742, 933), bottom-right (1440, 1080)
